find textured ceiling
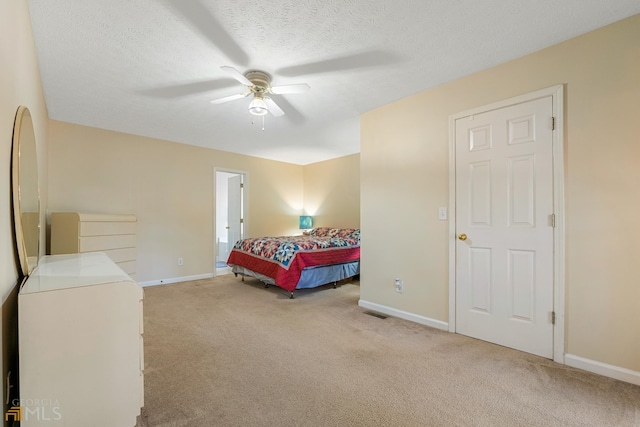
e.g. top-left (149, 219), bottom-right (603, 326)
top-left (27, 1), bottom-right (640, 165)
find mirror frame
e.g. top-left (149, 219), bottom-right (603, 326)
top-left (11, 106), bottom-right (40, 277)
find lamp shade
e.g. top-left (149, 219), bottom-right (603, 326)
top-left (299, 215), bottom-right (313, 229)
top-left (248, 98), bottom-right (268, 116)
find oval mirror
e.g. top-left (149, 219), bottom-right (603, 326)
top-left (11, 106), bottom-right (40, 276)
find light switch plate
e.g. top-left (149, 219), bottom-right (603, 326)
top-left (438, 207), bottom-right (447, 220)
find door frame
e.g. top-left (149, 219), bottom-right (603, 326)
top-left (213, 167), bottom-right (249, 277)
top-left (447, 85), bottom-right (565, 363)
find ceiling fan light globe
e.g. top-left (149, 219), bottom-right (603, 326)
top-left (248, 98), bottom-right (268, 116)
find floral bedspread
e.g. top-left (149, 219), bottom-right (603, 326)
top-left (226, 227), bottom-right (360, 292)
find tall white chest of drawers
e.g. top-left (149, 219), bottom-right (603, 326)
top-left (50, 213), bottom-right (137, 278)
top-left (18, 252), bottom-right (144, 426)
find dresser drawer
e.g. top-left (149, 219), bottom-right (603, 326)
top-left (80, 221), bottom-right (136, 237)
top-left (79, 234), bottom-right (136, 252)
top-left (102, 247), bottom-right (136, 263)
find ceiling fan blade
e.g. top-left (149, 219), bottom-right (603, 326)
top-left (163, 1), bottom-right (249, 67)
top-left (270, 83), bottom-right (311, 95)
top-left (138, 78), bottom-right (237, 99)
top-left (221, 66), bottom-right (253, 86)
top-left (276, 50), bottom-right (402, 77)
top-left (265, 96), bottom-right (307, 125)
top-left (210, 93), bottom-right (248, 104)
top-left (264, 97), bottom-right (285, 117)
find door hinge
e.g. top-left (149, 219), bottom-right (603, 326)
top-left (552, 311), bottom-right (556, 325)
top-left (551, 116), bottom-right (556, 130)
top-left (551, 213), bottom-right (556, 228)
top-left (240, 183), bottom-right (244, 188)
top-left (240, 218), bottom-right (244, 224)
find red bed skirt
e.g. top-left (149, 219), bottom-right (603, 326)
top-left (227, 246), bottom-right (360, 292)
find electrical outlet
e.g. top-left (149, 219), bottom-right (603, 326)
top-left (178, 258), bottom-right (184, 266)
top-left (395, 278), bottom-right (403, 293)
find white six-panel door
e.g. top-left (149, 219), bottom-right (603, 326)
top-left (455, 96), bottom-right (554, 358)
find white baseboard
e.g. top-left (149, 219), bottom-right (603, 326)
top-left (139, 273), bottom-right (214, 287)
top-left (565, 354), bottom-right (640, 386)
top-left (358, 299), bottom-right (449, 331)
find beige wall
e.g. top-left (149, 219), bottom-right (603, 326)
top-left (49, 122), bottom-right (361, 283)
top-left (48, 121), bottom-right (307, 283)
top-left (361, 14), bottom-right (640, 372)
top-left (1, 0), bottom-right (49, 416)
top-left (303, 154), bottom-right (360, 229)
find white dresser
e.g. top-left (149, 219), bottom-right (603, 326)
top-left (19, 252), bottom-right (144, 427)
top-left (50, 213), bottom-right (137, 278)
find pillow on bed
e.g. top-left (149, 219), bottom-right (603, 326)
top-left (309, 227), bottom-right (332, 237)
top-left (331, 228), bottom-right (360, 240)
top-left (309, 227), bottom-right (360, 241)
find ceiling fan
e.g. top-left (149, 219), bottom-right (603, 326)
top-left (210, 66), bottom-right (310, 118)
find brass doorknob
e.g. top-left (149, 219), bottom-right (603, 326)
top-left (458, 233), bottom-right (467, 241)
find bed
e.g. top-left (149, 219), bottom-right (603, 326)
top-left (226, 227), bottom-right (360, 298)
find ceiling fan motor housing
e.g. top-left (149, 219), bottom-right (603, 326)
top-left (211, 66), bottom-right (302, 118)
top-left (245, 70), bottom-right (271, 95)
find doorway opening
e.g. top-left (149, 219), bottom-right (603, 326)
top-left (215, 169), bottom-right (247, 276)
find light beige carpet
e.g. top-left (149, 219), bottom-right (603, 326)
top-left (139, 275), bottom-right (640, 426)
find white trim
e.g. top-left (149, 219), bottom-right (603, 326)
top-left (550, 85), bottom-right (566, 363)
top-left (358, 299), bottom-right (449, 331)
top-left (449, 85), bottom-right (563, 119)
top-left (448, 85), bottom-right (566, 362)
top-left (565, 354), bottom-right (640, 386)
top-left (447, 114), bottom-right (457, 333)
top-left (139, 273), bottom-right (214, 287)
